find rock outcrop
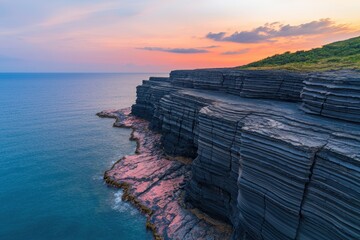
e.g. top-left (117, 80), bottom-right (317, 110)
top-left (110, 69), bottom-right (360, 239)
top-left (170, 69), bottom-right (306, 101)
top-left (98, 109), bottom-right (232, 240)
top-left (301, 70), bottom-right (360, 123)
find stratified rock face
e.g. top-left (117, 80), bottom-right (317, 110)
top-left (297, 136), bottom-right (360, 240)
top-left (153, 91), bottom-right (215, 158)
top-left (170, 69), bottom-right (306, 101)
top-left (187, 102), bottom-right (244, 223)
top-left (237, 114), bottom-right (327, 240)
top-left (131, 77), bottom-right (179, 121)
top-left (130, 69), bottom-right (360, 240)
top-left (188, 97), bottom-right (360, 240)
top-left (230, 70), bottom-right (305, 101)
top-left (171, 70), bottom-right (224, 90)
top-left (301, 70), bottom-right (360, 123)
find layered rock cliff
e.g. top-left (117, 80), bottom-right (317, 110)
top-left (130, 69), bottom-right (360, 239)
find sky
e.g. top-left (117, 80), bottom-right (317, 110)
top-left (0, 0), bottom-right (359, 72)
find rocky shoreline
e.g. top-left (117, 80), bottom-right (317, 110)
top-left (98, 68), bottom-right (360, 240)
top-left (97, 108), bottom-right (232, 240)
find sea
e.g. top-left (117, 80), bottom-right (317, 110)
top-left (0, 73), bottom-right (166, 240)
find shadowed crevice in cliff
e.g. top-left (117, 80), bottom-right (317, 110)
top-left (97, 108), bottom-right (232, 240)
top-left (294, 143), bottom-right (326, 239)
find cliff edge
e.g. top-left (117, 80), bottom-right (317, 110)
top-left (129, 68), bottom-right (360, 240)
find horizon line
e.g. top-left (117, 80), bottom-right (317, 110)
top-left (0, 72), bottom-right (169, 74)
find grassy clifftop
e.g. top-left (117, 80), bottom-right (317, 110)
top-left (239, 36), bottom-right (360, 71)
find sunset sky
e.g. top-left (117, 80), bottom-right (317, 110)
top-left (1, 0), bottom-right (359, 72)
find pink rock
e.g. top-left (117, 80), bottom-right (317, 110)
top-left (98, 108), bottom-right (231, 239)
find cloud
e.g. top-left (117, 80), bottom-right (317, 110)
top-left (207, 19), bottom-right (349, 43)
top-left (201, 45), bottom-right (220, 49)
top-left (38, 2), bottom-right (126, 28)
top-left (221, 48), bottom-right (250, 55)
top-left (0, 1), bottom-right (146, 37)
top-left (138, 47), bottom-right (209, 54)
top-left (206, 32), bottom-right (226, 41)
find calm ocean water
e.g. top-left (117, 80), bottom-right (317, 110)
top-left (0, 73), bottom-right (166, 240)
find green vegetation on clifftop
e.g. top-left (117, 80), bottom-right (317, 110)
top-left (239, 36), bottom-right (360, 71)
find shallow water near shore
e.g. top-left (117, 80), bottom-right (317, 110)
top-left (0, 73), bottom-right (165, 240)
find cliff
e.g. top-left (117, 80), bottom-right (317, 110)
top-left (129, 69), bottom-right (359, 239)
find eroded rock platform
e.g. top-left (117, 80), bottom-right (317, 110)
top-left (97, 109), bottom-right (232, 240)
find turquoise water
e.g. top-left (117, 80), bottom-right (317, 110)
top-left (0, 73), bottom-right (164, 240)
